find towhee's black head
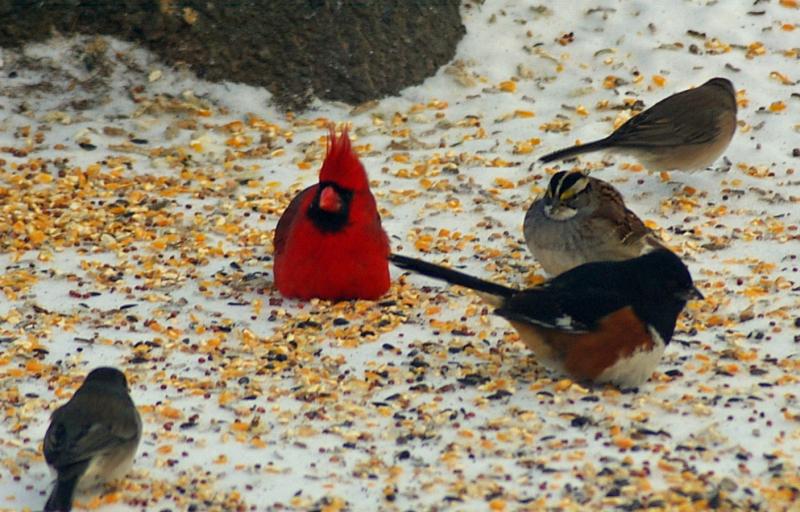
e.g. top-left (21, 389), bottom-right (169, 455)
top-left (626, 249), bottom-right (702, 342)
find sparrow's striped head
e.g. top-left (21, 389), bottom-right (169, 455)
top-left (545, 171), bottom-right (591, 203)
top-left (543, 171), bottom-right (593, 220)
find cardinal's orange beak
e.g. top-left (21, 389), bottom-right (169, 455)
top-left (319, 186), bottom-right (342, 213)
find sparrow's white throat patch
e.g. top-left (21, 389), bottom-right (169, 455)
top-left (544, 205), bottom-right (578, 220)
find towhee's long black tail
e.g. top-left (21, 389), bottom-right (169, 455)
top-left (390, 254), bottom-right (515, 301)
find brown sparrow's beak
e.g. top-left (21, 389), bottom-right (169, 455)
top-left (543, 193), bottom-right (561, 212)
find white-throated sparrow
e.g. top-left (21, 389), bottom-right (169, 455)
top-left (524, 171), bottom-right (665, 275)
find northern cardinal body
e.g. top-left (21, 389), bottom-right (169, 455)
top-left (273, 127), bottom-right (390, 300)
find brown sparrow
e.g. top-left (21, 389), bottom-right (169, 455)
top-left (524, 171), bottom-right (665, 275)
top-left (539, 77), bottom-right (737, 171)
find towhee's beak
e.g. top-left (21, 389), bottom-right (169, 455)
top-left (680, 286), bottom-right (704, 301)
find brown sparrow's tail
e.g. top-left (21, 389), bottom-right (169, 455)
top-left (390, 254), bottom-right (515, 306)
top-left (538, 137), bottom-right (613, 163)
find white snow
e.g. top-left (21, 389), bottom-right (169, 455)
top-left (1, 1), bottom-right (798, 510)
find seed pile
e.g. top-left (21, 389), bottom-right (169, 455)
top-left (1, 1), bottom-right (799, 510)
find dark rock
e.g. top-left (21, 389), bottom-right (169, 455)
top-left (0, 0), bottom-right (465, 111)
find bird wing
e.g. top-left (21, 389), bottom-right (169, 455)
top-left (610, 96), bottom-right (719, 147)
top-left (44, 394), bottom-right (140, 469)
top-left (603, 205), bottom-right (663, 250)
top-left (273, 186), bottom-right (314, 257)
top-left (494, 279), bottom-right (632, 333)
top-left (587, 184), bottom-right (654, 248)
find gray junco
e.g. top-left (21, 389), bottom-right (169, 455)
top-left (539, 77), bottom-right (737, 171)
top-left (524, 170), bottom-right (665, 275)
top-left (43, 367), bottom-right (142, 512)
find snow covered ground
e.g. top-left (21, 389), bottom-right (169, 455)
top-left (0, 1), bottom-right (798, 510)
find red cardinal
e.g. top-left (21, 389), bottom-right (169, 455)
top-left (272, 125), bottom-right (390, 300)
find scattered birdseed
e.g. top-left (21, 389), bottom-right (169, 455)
top-left (1, 2), bottom-right (799, 511)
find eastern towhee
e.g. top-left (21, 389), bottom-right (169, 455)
top-left (391, 250), bottom-right (703, 387)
